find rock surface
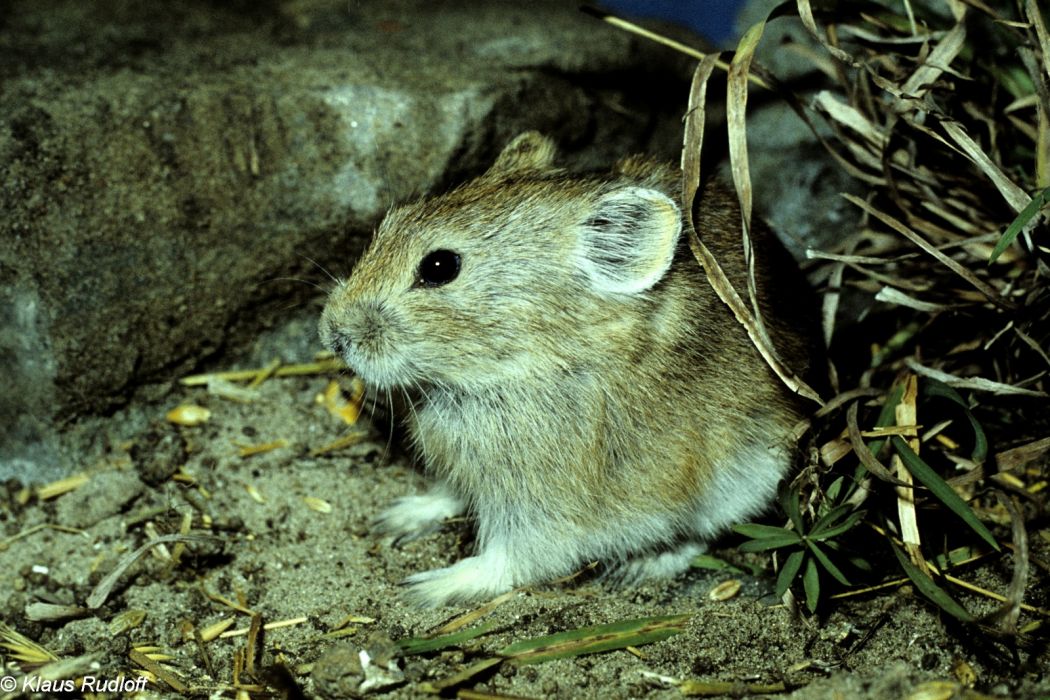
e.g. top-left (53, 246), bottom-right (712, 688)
top-left (0, 0), bottom-right (690, 481)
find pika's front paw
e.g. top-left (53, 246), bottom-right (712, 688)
top-left (373, 488), bottom-right (464, 541)
top-left (402, 555), bottom-right (513, 607)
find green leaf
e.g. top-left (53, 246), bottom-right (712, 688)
top-left (989, 187), bottom-right (1048, 264)
top-left (397, 620), bottom-right (500, 655)
top-left (734, 523), bottom-right (791, 539)
top-left (499, 614), bottom-right (690, 665)
top-left (738, 535), bottom-right (803, 552)
top-left (775, 550), bottom-right (805, 599)
top-left (825, 476), bottom-right (845, 503)
top-left (779, 484), bottom-right (804, 533)
top-left (734, 521), bottom-right (802, 553)
top-left (810, 508), bottom-right (866, 542)
top-left (871, 323), bottom-right (921, 369)
top-left (931, 546), bottom-right (977, 571)
top-left (802, 557), bottom-right (820, 613)
top-left (848, 554), bottom-right (873, 572)
top-left (989, 63), bottom-right (1035, 100)
top-left (890, 436), bottom-right (999, 551)
top-left (922, 378), bottom-right (988, 462)
top-left (806, 540), bottom-right (850, 586)
top-left (690, 554), bottom-right (745, 574)
top-left (890, 543), bottom-right (974, 622)
top-left (809, 503), bottom-right (855, 538)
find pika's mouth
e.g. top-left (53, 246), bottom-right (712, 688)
top-left (322, 329), bottom-right (415, 392)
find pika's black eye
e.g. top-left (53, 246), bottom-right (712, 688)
top-left (417, 249), bottom-right (461, 287)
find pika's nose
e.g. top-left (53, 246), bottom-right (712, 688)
top-left (325, 327), bottom-right (353, 359)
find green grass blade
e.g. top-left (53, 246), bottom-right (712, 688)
top-left (499, 614), bottom-right (691, 665)
top-left (922, 378), bottom-right (988, 462)
top-left (890, 436), bottom-right (999, 551)
top-left (989, 187), bottom-right (1048, 264)
top-left (397, 620), bottom-right (500, 656)
top-left (890, 542), bottom-right (974, 622)
top-left (775, 550), bottom-right (805, 599)
top-left (802, 557), bottom-right (820, 613)
top-left (806, 540), bottom-right (850, 586)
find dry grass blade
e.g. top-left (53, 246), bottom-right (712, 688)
top-left (24, 602), bottom-right (89, 622)
top-left (904, 358), bottom-right (1049, 397)
top-left (940, 121), bottom-right (1032, 215)
top-left (30, 654), bottom-right (101, 682)
top-left (816, 241), bottom-right (854, 346)
top-left (795, 0), bottom-right (856, 66)
top-left (874, 287), bottom-right (950, 313)
top-left (987, 492), bottom-right (1029, 634)
top-left (680, 679), bottom-right (789, 697)
top-left (0, 622), bottom-right (59, 665)
top-left (681, 48), bottom-right (824, 405)
top-left (814, 91), bottom-right (887, 149)
top-left (36, 473), bottom-right (90, 500)
top-left (457, 689), bottom-right (538, 700)
top-left (418, 657), bottom-right (504, 695)
top-left (433, 590), bottom-right (517, 635)
top-left (898, 20), bottom-right (968, 102)
top-left (579, 7), bottom-right (771, 90)
top-left (846, 401), bottom-right (910, 487)
top-left (129, 648), bottom-right (187, 693)
top-left (218, 616), bottom-right (307, 639)
top-left (1027, 0), bottom-right (1050, 83)
top-left (180, 358), bottom-right (345, 386)
top-left (681, 55), bottom-right (719, 211)
top-left (843, 194), bottom-right (1013, 308)
top-left (892, 376), bottom-right (925, 569)
top-left (728, 20), bottom-right (775, 356)
top-left (87, 534), bottom-right (223, 608)
top-left (995, 436), bottom-right (1050, 473)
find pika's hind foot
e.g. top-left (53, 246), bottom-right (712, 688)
top-left (606, 541), bottom-right (707, 587)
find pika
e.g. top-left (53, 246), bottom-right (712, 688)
top-left (319, 132), bottom-right (820, 606)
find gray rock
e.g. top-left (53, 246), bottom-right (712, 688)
top-left (0, 0), bottom-right (691, 481)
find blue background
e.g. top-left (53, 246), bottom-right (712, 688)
top-left (597, 0), bottom-right (749, 45)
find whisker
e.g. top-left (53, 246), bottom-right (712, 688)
top-left (265, 275), bottom-right (331, 294)
top-left (385, 386), bottom-right (396, 462)
top-left (298, 254), bottom-right (341, 286)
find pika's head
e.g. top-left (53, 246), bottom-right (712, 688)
top-left (319, 132), bottom-right (682, 392)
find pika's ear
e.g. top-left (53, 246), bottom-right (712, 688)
top-left (574, 187), bottom-right (681, 295)
top-left (485, 132), bottom-right (558, 177)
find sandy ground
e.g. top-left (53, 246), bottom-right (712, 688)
top-left (2, 309), bottom-right (1047, 700)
